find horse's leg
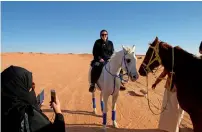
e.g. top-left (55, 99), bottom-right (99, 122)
top-left (92, 92), bottom-right (97, 114)
top-left (100, 91), bottom-right (104, 113)
top-left (189, 111), bottom-right (202, 132)
top-left (112, 92), bottom-right (119, 128)
top-left (102, 93), bottom-right (109, 130)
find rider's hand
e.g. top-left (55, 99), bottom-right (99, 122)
top-left (32, 82), bottom-right (35, 90)
top-left (100, 58), bottom-right (105, 63)
top-left (50, 95), bottom-right (62, 114)
top-left (152, 83), bottom-right (157, 90)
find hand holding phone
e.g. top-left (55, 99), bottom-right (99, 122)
top-left (50, 90), bottom-right (61, 114)
top-left (51, 90), bottom-right (56, 103)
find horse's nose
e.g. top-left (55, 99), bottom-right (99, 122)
top-left (133, 75), bottom-right (136, 79)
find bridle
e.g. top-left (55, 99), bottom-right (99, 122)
top-left (142, 41), bottom-right (175, 115)
top-left (142, 42), bottom-right (162, 74)
top-left (104, 52), bottom-right (130, 82)
top-left (103, 52), bottom-right (131, 95)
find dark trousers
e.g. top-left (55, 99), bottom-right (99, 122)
top-left (91, 62), bottom-right (104, 84)
top-left (90, 61), bottom-right (123, 84)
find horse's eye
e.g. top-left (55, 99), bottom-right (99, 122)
top-left (126, 59), bottom-right (131, 63)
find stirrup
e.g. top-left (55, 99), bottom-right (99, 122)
top-left (89, 84), bottom-right (96, 92)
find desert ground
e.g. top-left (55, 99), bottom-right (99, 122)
top-left (1, 52), bottom-right (193, 132)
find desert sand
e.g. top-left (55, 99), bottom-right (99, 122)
top-left (1, 52), bottom-right (193, 132)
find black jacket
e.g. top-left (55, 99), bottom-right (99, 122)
top-left (35, 113), bottom-right (65, 132)
top-left (92, 39), bottom-right (114, 62)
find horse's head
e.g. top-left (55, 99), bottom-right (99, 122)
top-left (121, 45), bottom-right (139, 81)
top-left (139, 37), bottom-right (163, 76)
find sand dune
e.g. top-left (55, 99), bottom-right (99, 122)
top-left (1, 52), bottom-right (193, 132)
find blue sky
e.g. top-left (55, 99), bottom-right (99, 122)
top-left (2, 1), bottom-right (202, 55)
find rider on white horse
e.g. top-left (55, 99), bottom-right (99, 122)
top-left (89, 29), bottom-right (125, 93)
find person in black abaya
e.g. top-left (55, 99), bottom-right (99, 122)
top-left (1, 65), bottom-right (65, 132)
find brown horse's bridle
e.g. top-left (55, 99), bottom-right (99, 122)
top-left (142, 42), bottom-right (162, 74)
top-left (142, 42), bottom-right (175, 115)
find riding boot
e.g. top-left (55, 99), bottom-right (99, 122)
top-left (89, 62), bottom-right (103, 93)
top-left (89, 65), bottom-right (97, 93)
top-left (89, 83), bottom-right (95, 92)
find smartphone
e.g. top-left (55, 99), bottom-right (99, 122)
top-left (51, 90), bottom-right (56, 103)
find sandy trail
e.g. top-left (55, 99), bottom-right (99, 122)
top-left (1, 53), bottom-right (193, 132)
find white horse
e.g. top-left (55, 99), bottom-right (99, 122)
top-left (88, 45), bottom-right (139, 130)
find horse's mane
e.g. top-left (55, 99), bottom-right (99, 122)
top-left (161, 42), bottom-right (198, 60)
top-left (174, 46), bottom-right (200, 60)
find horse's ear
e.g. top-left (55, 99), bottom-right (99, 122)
top-left (132, 45), bottom-right (136, 52)
top-left (154, 36), bottom-right (159, 44)
top-left (155, 36), bottom-right (158, 40)
top-left (122, 45), bottom-right (126, 51)
top-left (122, 45), bottom-right (127, 54)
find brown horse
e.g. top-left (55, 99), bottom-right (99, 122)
top-left (138, 37), bottom-right (202, 132)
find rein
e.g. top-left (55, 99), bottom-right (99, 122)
top-left (104, 53), bottom-right (130, 82)
top-left (142, 42), bottom-right (175, 115)
top-left (104, 52), bottom-right (130, 95)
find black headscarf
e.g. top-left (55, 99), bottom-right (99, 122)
top-left (199, 41), bottom-right (202, 52)
top-left (1, 65), bottom-right (39, 132)
top-left (100, 29), bottom-right (108, 42)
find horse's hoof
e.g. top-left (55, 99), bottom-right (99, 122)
top-left (93, 108), bottom-right (97, 115)
top-left (93, 109), bottom-right (97, 115)
top-left (93, 111), bottom-right (97, 115)
top-left (112, 121), bottom-right (118, 128)
top-left (102, 125), bottom-right (107, 131)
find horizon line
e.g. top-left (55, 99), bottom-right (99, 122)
top-left (1, 52), bottom-right (146, 56)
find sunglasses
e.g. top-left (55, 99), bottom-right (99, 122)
top-left (101, 34), bottom-right (108, 36)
